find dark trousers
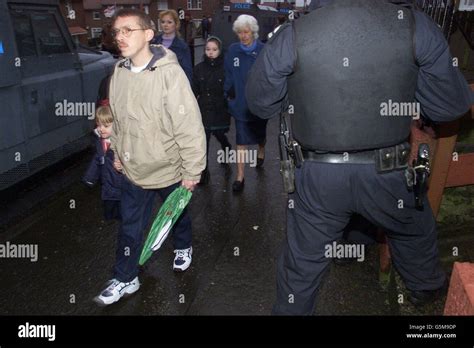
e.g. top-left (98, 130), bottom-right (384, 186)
top-left (103, 200), bottom-right (121, 221)
top-left (273, 161), bottom-right (446, 315)
top-left (342, 214), bottom-right (378, 245)
top-left (205, 129), bottom-right (231, 169)
top-left (113, 178), bottom-right (192, 282)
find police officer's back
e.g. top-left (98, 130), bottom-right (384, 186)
top-left (246, 0), bottom-right (473, 315)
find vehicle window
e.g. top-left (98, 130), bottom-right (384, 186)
top-left (10, 11), bottom-right (37, 57)
top-left (31, 13), bottom-right (70, 55)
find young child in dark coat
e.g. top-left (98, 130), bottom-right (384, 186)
top-left (192, 36), bottom-right (231, 184)
top-left (83, 105), bottom-right (123, 220)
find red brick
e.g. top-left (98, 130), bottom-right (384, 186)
top-left (444, 262), bottom-right (474, 315)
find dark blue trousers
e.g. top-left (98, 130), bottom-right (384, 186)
top-left (273, 161), bottom-right (446, 315)
top-left (113, 178), bottom-right (192, 282)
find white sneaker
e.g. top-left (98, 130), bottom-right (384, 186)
top-left (94, 277), bottom-right (140, 305)
top-left (173, 247), bottom-right (193, 272)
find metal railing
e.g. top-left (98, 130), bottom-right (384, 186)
top-left (418, 0), bottom-right (474, 47)
top-left (418, 0), bottom-right (458, 40)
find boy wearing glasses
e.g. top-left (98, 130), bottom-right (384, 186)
top-left (94, 9), bottom-right (206, 305)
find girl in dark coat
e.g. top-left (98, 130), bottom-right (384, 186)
top-left (192, 36), bottom-right (231, 184)
top-left (83, 106), bottom-right (123, 220)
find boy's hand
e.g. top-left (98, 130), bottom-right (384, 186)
top-left (181, 179), bottom-right (198, 192)
top-left (113, 158), bottom-right (123, 172)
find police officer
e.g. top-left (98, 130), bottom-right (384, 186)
top-left (246, 0), bottom-right (473, 315)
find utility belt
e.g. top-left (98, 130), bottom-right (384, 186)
top-left (301, 142), bottom-right (411, 173)
top-left (278, 112), bottom-right (430, 210)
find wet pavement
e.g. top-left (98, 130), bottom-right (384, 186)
top-left (0, 117), bottom-right (473, 316)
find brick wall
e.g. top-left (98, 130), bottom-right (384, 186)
top-left (59, 0), bottom-right (224, 45)
top-left (170, 0), bottom-right (223, 19)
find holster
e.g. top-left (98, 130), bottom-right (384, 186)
top-left (280, 159), bottom-right (295, 194)
top-left (279, 113), bottom-right (299, 194)
top-left (405, 143), bottom-right (430, 210)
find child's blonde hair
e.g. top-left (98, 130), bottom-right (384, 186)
top-left (95, 105), bottom-right (114, 125)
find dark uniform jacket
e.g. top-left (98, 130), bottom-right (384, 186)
top-left (246, 0), bottom-right (473, 124)
top-left (192, 55), bottom-right (230, 130)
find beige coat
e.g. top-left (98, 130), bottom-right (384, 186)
top-left (109, 45), bottom-right (206, 189)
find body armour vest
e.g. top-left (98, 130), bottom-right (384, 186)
top-left (288, 0), bottom-right (418, 152)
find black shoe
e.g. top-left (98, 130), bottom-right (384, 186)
top-left (407, 280), bottom-right (449, 307)
top-left (256, 157), bottom-right (264, 168)
top-left (232, 178), bottom-right (245, 192)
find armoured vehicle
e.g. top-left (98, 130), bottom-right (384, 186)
top-left (0, 0), bottom-right (116, 190)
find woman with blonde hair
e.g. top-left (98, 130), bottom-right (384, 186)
top-left (151, 9), bottom-right (193, 82)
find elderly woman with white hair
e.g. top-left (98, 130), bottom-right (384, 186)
top-left (224, 14), bottom-right (267, 192)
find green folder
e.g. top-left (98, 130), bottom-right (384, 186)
top-left (139, 186), bottom-right (193, 266)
